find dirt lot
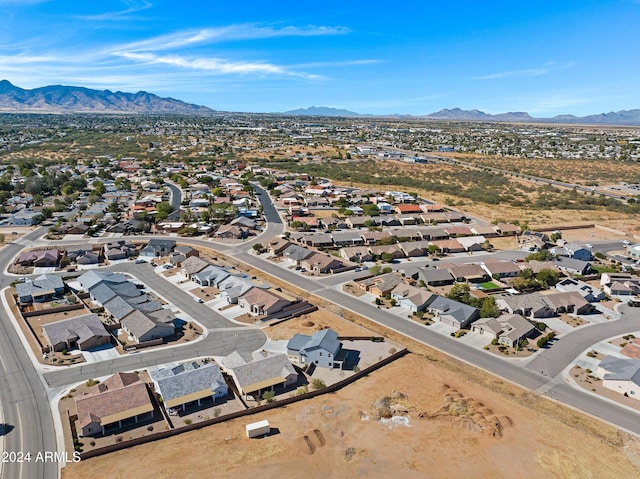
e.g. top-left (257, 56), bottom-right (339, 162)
top-left (62, 353), bottom-right (640, 479)
top-left (267, 309), bottom-right (380, 340)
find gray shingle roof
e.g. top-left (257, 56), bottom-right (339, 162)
top-left (42, 313), bottom-right (108, 348)
top-left (228, 353), bottom-right (296, 390)
top-left (150, 362), bottom-right (226, 403)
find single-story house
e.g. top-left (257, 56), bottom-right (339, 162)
top-left (120, 310), bottom-right (175, 343)
top-left (42, 313), bottom-right (110, 352)
top-left (238, 287), bottom-right (290, 316)
top-left (150, 362), bottom-right (228, 413)
top-left (426, 296), bottom-right (479, 329)
top-left (221, 351), bottom-right (298, 400)
top-left (471, 314), bottom-right (536, 347)
top-left (555, 278), bottom-right (605, 302)
top-left (597, 356), bottom-right (640, 399)
top-left (75, 372), bottom-right (154, 437)
top-left (15, 249), bottom-right (59, 267)
top-left (390, 284), bottom-right (436, 312)
top-left (418, 267), bottom-right (455, 287)
top-left (15, 274), bottom-right (64, 303)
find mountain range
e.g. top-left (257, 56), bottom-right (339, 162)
top-left (1, 80), bottom-right (639, 125)
top-left (282, 105), bottom-right (640, 125)
top-left (0, 80), bottom-right (213, 114)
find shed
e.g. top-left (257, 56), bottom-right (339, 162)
top-left (246, 419), bottom-right (270, 438)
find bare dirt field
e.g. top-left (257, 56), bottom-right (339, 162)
top-left (62, 353), bottom-right (640, 479)
top-left (267, 309), bottom-right (379, 340)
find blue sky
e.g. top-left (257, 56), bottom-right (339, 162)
top-left (0, 0), bottom-right (638, 116)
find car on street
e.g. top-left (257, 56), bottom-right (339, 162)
top-left (194, 297), bottom-right (204, 303)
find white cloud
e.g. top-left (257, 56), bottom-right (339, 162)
top-left (113, 51), bottom-right (322, 79)
top-left (475, 68), bottom-right (549, 80)
top-left (114, 23), bottom-right (350, 52)
top-left (75, 0), bottom-right (152, 21)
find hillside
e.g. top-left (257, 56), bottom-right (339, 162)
top-left (0, 80), bottom-right (214, 114)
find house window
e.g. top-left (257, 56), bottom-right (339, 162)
top-left (319, 352), bottom-right (322, 356)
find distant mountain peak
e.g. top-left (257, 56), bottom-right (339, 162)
top-left (283, 106), bottom-right (362, 117)
top-left (0, 80), bottom-right (215, 114)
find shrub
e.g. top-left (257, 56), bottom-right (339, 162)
top-left (262, 390), bottom-right (276, 403)
top-left (184, 419), bottom-right (192, 425)
top-left (311, 378), bottom-right (326, 390)
top-left (85, 378), bottom-right (100, 387)
top-left (491, 338), bottom-right (499, 346)
top-left (147, 425), bottom-right (154, 432)
top-left (115, 436), bottom-right (123, 443)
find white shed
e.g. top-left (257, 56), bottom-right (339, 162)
top-left (246, 419), bottom-right (271, 438)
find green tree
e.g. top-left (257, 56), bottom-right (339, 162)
top-left (536, 268), bottom-right (561, 288)
top-left (155, 201), bottom-right (174, 222)
top-left (480, 296), bottom-right (500, 318)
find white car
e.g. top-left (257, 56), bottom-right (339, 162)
top-left (622, 240), bottom-right (630, 245)
top-left (194, 297), bottom-right (204, 303)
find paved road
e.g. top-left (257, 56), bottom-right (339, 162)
top-left (0, 227), bottom-right (57, 479)
top-left (165, 182), bottom-right (183, 220)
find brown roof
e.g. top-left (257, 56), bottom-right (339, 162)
top-left (76, 374), bottom-right (153, 429)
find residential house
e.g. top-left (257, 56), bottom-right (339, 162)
top-left (57, 222), bottom-right (89, 235)
top-left (444, 263), bottom-right (490, 283)
top-left (282, 244), bottom-right (315, 265)
top-left (418, 268), bottom-right (455, 287)
top-left (562, 242), bottom-right (594, 261)
top-left (331, 231), bottom-right (365, 247)
top-left (444, 225), bottom-right (473, 237)
top-left (357, 273), bottom-right (405, 297)
top-left (481, 261), bottom-right (521, 280)
top-left (430, 239), bottom-right (465, 254)
top-left (426, 296), bottom-right (479, 329)
top-left (103, 241), bottom-right (136, 261)
top-left (150, 362), bottom-right (228, 413)
top-left (287, 329), bottom-right (344, 369)
top-left (399, 240), bottom-right (431, 258)
top-left (140, 239), bottom-right (176, 257)
top-left (369, 244), bottom-right (405, 260)
top-left (551, 257), bottom-right (591, 276)
top-left (555, 278), bottom-right (605, 302)
top-left (120, 310), bottom-right (175, 343)
top-left (221, 350), bottom-right (298, 400)
top-left (495, 223), bottom-right (520, 235)
top-left (597, 356), bottom-right (640, 399)
top-left (15, 274), bottom-right (65, 303)
top-left (42, 313), bottom-right (110, 352)
top-left (496, 293), bottom-right (554, 319)
top-left (600, 272), bottom-right (640, 296)
top-left (15, 249), bottom-right (59, 267)
top-left (181, 256), bottom-right (211, 279)
top-left (360, 230), bottom-right (392, 245)
top-left (390, 284), bottom-right (436, 312)
top-left (471, 314), bottom-right (536, 347)
top-left (214, 224), bottom-right (248, 239)
top-left (456, 235), bottom-right (486, 252)
top-left (299, 252), bottom-right (346, 274)
top-left (75, 372), bottom-right (154, 437)
top-left (543, 291), bottom-right (595, 315)
top-left (267, 238), bottom-right (292, 257)
top-left (471, 225), bottom-right (500, 237)
top-left (340, 246), bottom-right (374, 263)
top-left (238, 287), bottom-right (291, 316)
top-left (218, 276), bottom-right (256, 304)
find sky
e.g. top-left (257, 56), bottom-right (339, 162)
top-left (0, 0), bottom-right (639, 116)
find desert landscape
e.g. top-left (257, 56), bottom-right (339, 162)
top-left (61, 352), bottom-right (640, 479)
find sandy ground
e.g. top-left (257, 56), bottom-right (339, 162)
top-left (61, 352), bottom-right (640, 479)
top-left (267, 309), bottom-right (379, 340)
